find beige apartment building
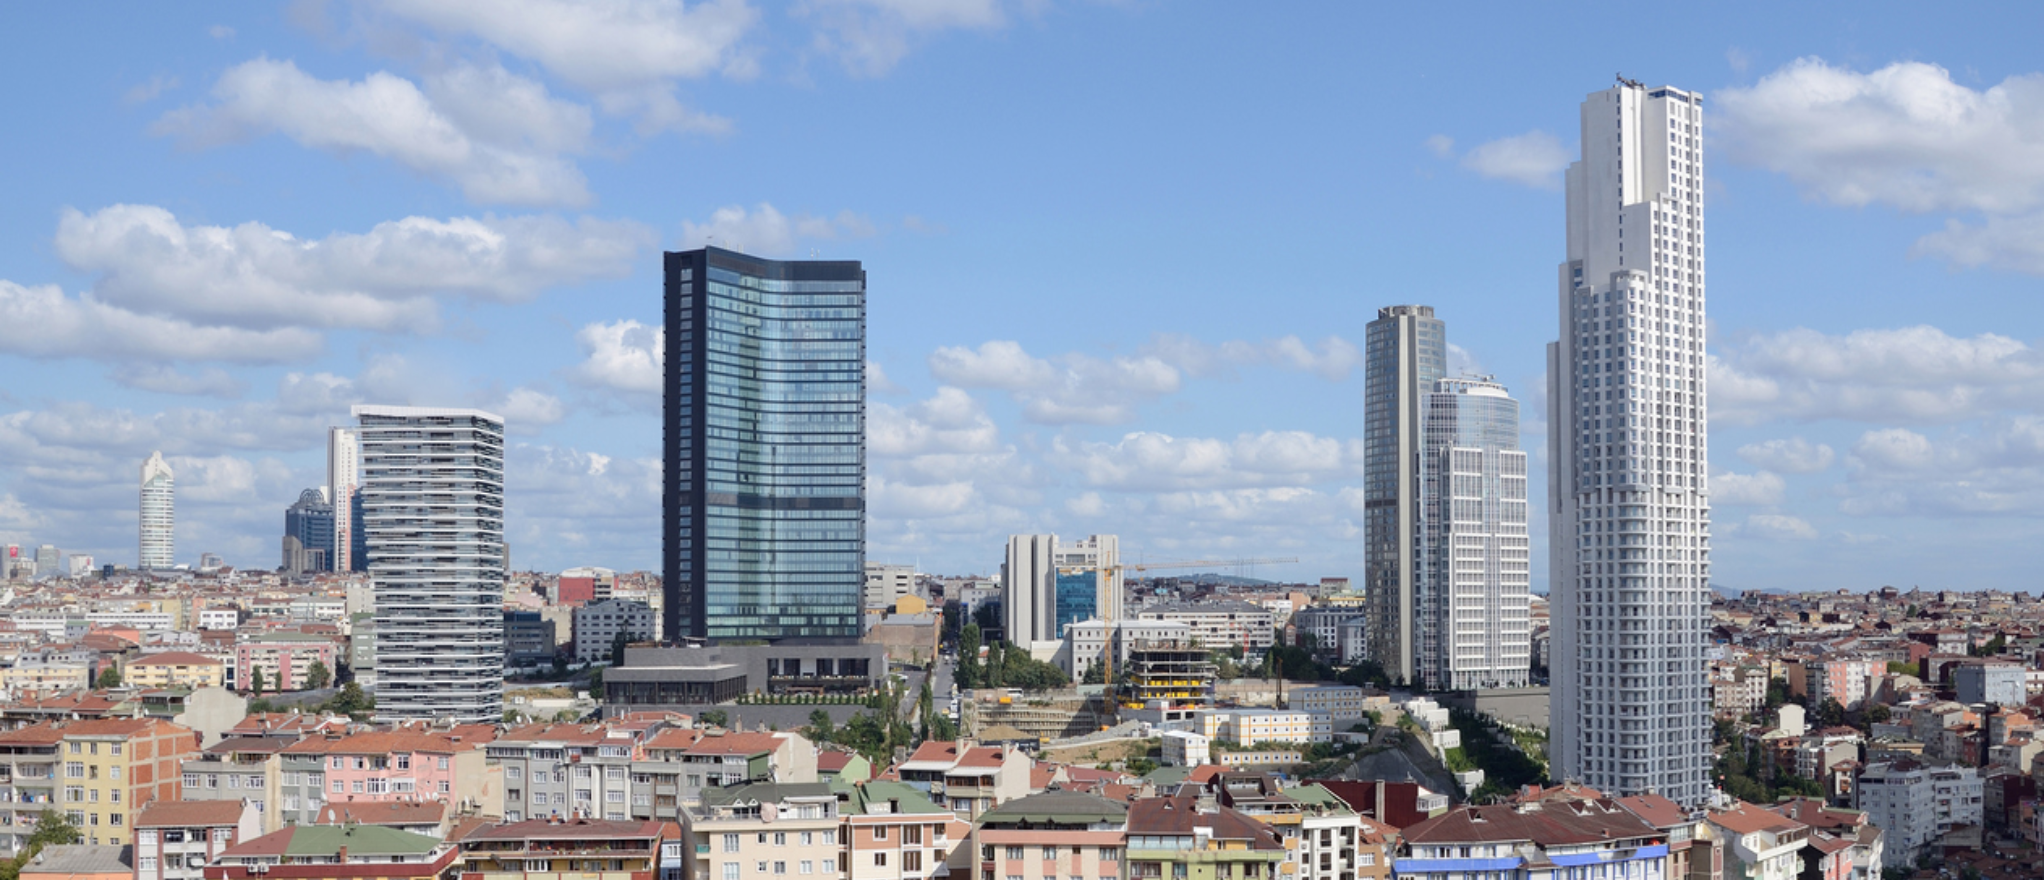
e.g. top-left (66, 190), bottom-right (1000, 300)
top-left (688, 783), bottom-right (848, 880)
top-left (126, 652), bottom-right (226, 690)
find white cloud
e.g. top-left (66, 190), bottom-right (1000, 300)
top-left (1141, 333), bottom-right (1363, 382)
top-left (678, 203), bottom-right (876, 256)
top-left (800, 0), bottom-right (1010, 77)
top-left (377, 0), bottom-right (759, 90)
top-left (0, 280), bottom-right (318, 364)
top-left (929, 340), bottom-right (1180, 425)
top-left (1716, 58), bottom-right (2044, 276)
top-left (492, 387), bottom-right (567, 430)
top-left (155, 58), bottom-right (595, 206)
top-left (124, 74), bottom-right (179, 105)
top-left (1060, 431), bottom-right (1351, 492)
top-left (1709, 325), bottom-right (2044, 425)
top-left (870, 474), bottom-right (978, 519)
top-left (1736, 437), bottom-right (1835, 473)
top-left (570, 319), bottom-right (663, 395)
top-left (1460, 130), bottom-right (1571, 189)
top-left (1066, 491), bottom-right (1105, 517)
top-left (55, 204), bottom-right (650, 332)
top-left (1851, 428), bottom-right (1938, 471)
top-left (1914, 213), bottom-right (2044, 276)
top-left (1424, 134), bottom-right (1454, 158)
top-left (1839, 419), bottom-right (2044, 517)
top-left (870, 387), bottom-right (999, 457)
top-left (1711, 470), bottom-right (1786, 506)
top-left (866, 361), bottom-right (904, 394)
top-left (1744, 513), bottom-right (1818, 541)
top-left (109, 365), bottom-right (248, 398)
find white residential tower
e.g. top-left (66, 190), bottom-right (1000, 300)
top-left (138, 451), bottom-right (175, 569)
top-left (354, 405), bottom-right (506, 723)
top-left (1546, 79), bottom-right (1712, 804)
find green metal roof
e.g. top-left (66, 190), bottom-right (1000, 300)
top-left (1282, 784), bottom-right (1355, 814)
top-left (849, 781), bottom-right (950, 815)
top-left (978, 789), bottom-right (1128, 825)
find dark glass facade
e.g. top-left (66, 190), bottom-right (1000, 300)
top-left (664, 248), bottom-right (865, 643)
top-left (284, 488), bottom-right (336, 571)
top-left (1054, 571), bottom-right (1098, 638)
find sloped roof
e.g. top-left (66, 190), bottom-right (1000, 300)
top-left (463, 817), bottom-right (667, 842)
top-left (1401, 800), bottom-right (1660, 846)
top-left (135, 800), bottom-right (247, 828)
top-left (130, 652), bottom-right (223, 668)
top-left (220, 824), bottom-right (442, 860)
top-left (314, 800), bottom-right (448, 826)
top-left (848, 781), bottom-right (951, 816)
top-left (1124, 797), bottom-right (1284, 849)
top-left (980, 789), bottom-right (1129, 826)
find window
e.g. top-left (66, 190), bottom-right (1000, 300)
top-left (905, 851), bottom-right (923, 872)
top-left (800, 832), bottom-right (813, 846)
top-left (66, 763), bottom-right (83, 779)
top-left (396, 754), bottom-right (412, 770)
top-left (873, 854), bottom-right (888, 867)
top-left (724, 865), bottom-right (740, 880)
top-left (800, 862), bottom-right (813, 875)
top-left (138, 856), bottom-right (157, 871)
top-left (756, 863), bottom-right (768, 874)
top-left (724, 834), bottom-right (741, 853)
top-left (65, 787), bottom-right (82, 803)
top-left (110, 744), bottom-right (121, 756)
top-left (350, 781), bottom-right (364, 793)
top-left (904, 825), bottom-right (922, 845)
top-left (874, 827), bottom-right (888, 841)
top-left (821, 830), bottom-right (835, 846)
top-left (1356, 854), bottom-right (1374, 867)
top-left (68, 743), bottom-right (79, 754)
top-left (606, 791), bottom-right (625, 803)
top-left (331, 779), bottom-right (345, 793)
top-left (439, 757), bottom-right (450, 770)
top-left (439, 781), bottom-right (451, 794)
top-left (1006, 848), bottom-right (1025, 861)
top-left (184, 773), bottom-right (200, 788)
top-left (606, 767), bottom-right (626, 781)
top-left (1042, 848), bottom-right (1057, 861)
top-left (634, 793), bottom-right (652, 806)
top-left (774, 863), bottom-right (787, 875)
top-left (508, 766), bottom-right (523, 781)
top-left (139, 830), bottom-right (158, 846)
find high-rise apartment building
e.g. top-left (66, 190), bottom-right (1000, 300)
top-left (139, 450), bottom-right (176, 569)
top-left (1363, 306), bottom-right (1446, 686)
top-left (327, 427), bottom-right (363, 573)
top-left (1417, 377), bottom-right (1530, 691)
top-left (354, 405), bottom-right (506, 722)
top-left (1003, 534), bottom-right (1055, 646)
top-left (31, 545), bottom-right (58, 580)
top-left (663, 247), bottom-right (865, 643)
top-left (1546, 79), bottom-right (1712, 804)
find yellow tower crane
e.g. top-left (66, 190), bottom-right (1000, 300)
top-left (1055, 555), bottom-right (1299, 695)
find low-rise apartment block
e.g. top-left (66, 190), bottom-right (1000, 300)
top-left (133, 800), bottom-right (261, 880)
top-left (971, 790), bottom-right (1127, 880)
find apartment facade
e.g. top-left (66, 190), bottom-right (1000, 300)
top-left (1856, 761), bottom-right (1981, 863)
top-left (458, 817), bottom-right (678, 880)
top-left (845, 781), bottom-right (970, 880)
top-left (971, 790), bottom-right (1127, 880)
top-left (687, 783), bottom-right (845, 880)
top-left (133, 800), bottom-right (261, 880)
top-left (1124, 797), bottom-right (1288, 880)
top-left (128, 652), bottom-right (227, 690)
top-left (355, 404), bottom-right (507, 723)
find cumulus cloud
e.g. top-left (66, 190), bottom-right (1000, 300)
top-left (870, 387), bottom-right (999, 458)
top-left (378, 0), bottom-right (759, 89)
top-left (1711, 470), bottom-right (1786, 506)
top-left (1743, 513), bottom-right (1818, 541)
top-left (505, 444), bottom-right (662, 565)
top-left (1716, 58), bottom-right (2044, 275)
top-left (800, 0), bottom-right (1011, 77)
top-left (1709, 324), bottom-right (2044, 425)
top-left (678, 203), bottom-right (876, 256)
top-left (155, 58), bottom-right (598, 206)
top-left (1839, 419), bottom-right (2044, 517)
top-left (109, 365), bottom-right (248, 398)
top-left (1736, 437), bottom-right (1835, 473)
top-left (570, 319), bottom-right (664, 395)
top-left (123, 74), bottom-right (179, 105)
top-left (929, 340), bottom-right (1180, 425)
top-left (1460, 130), bottom-right (1571, 189)
top-left (1058, 431), bottom-right (1352, 492)
top-left (55, 204), bottom-right (650, 332)
top-left (0, 280), bottom-right (318, 364)
top-left (491, 387), bottom-right (567, 431)
top-left (1140, 334), bottom-right (1363, 382)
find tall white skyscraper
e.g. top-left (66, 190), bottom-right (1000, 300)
top-left (354, 405), bottom-right (505, 723)
top-left (1364, 305), bottom-right (1446, 686)
top-left (1003, 533), bottom-right (1120, 651)
top-left (138, 451), bottom-right (175, 569)
top-left (1418, 377), bottom-right (1530, 691)
top-left (327, 427), bottom-right (360, 573)
top-left (1003, 534), bottom-right (1056, 646)
top-left (1546, 79), bottom-right (1712, 804)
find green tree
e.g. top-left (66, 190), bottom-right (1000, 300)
top-left (249, 666), bottom-right (266, 696)
top-left (984, 642), bottom-right (1005, 689)
top-left (1126, 757), bottom-right (1157, 776)
top-left (1865, 704), bottom-right (1891, 726)
top-left (1817, 697), bottom-right (1846, 728)
top-left (325, 681), bottom-right (374, 720)
top-left (305, 660), bottom-right (332, 690)
top-left (1082, 662), bottom-right (1106, 685)
top-left (808, 709), bottom-right (836, 744)
top-left (27, 810), bottom-right (81, 848)
top-left (958, 623), bottom-right (982, 690)
top-left (1763, 676), bottom-right (1789, 710)
top-left (611, 631), bottom-right (630, 666)
top-left (95, 666), bottom-right (122, 689)
top-left (699, 709), bottom-right (730, 729)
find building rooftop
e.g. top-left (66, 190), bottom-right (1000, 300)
top-left (135, 800), bottom-right (249, 828)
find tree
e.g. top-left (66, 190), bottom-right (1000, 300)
top-left (1126, 757), bottom-right (1157, 777)
top-left (326, 681), bottom-right (374, 720)
top-left (1865, 704), bottom-right (1891, 726)
top-left (1763, 676), bottom-right (1789, 710)
top-left (699, 709), bottom-right (730, 729)
top-left (26, 810), bottom-right (80, 848)
top-left (958, 623), bottom-right (982, 690)
top-left (611, 631), bottom-right (630, 666)
top-left (305, 660), bottom-right (332, 690)
top-left (808, 710), bottom-right (836, 744)
top-left (1082, 662), bottom-right (1106, 685)
top-left (249, 666), bottom-right (266, 697)
top-left (95, 666), bottom-right (122, 689)
top-left (984, 642), bottom-right (1006, 689)
top-left (1818, 697), bottom-right (1846, 729)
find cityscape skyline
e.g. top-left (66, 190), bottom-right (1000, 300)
top-left (1, 7), bottom-right (2041, 593)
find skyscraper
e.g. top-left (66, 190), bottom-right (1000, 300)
top-left (32, 545), bottom-right (59, 580)
top-left (1363, 305), bottom-right (1446, 685)
top-left (1003, 534), bottom-right (1055, 646)
top-left (1546, 79), bottom-right (1712, 804)
top-left (1002, 533), bottom-right (1120, 650)
top-left (138, 451), bottom-right (175, 569)
top-left (1417, 377), bottom-right (1529, 691)
top-left (663, 247), bottom-right (865, 643)
top-left (283, 488), bottom-right (336, 574)
top-left (327, 427), bottom-right (363, 573)
top-left (354, 405), bottom-right (506, 723)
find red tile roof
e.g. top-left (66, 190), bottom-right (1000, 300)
top-left (1402, 800), bottom-right (1661, 846)
top-left (314, 801), bottom-right (447, 826)
top-left (136, 800), bottom-right (248, 827)
top-left (686, 732), bottom-right (781, 756)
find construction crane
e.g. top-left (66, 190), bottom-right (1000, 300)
top-left (1056, 556), bottom-right (1299, 698)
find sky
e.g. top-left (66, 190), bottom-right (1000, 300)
top-left (2, 2), bottom-right (2043, 592)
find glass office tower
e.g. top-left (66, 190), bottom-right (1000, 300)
top-left (664, 247), bottom-right (866, 643)
top-left (1363, 305), bottom-right (1446, 686)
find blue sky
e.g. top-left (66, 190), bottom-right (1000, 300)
top-left (3, 1), bottom-right (2043, 591)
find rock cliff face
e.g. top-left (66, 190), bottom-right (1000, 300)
top-left (1338, 728), bottom-right (1460, 802)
